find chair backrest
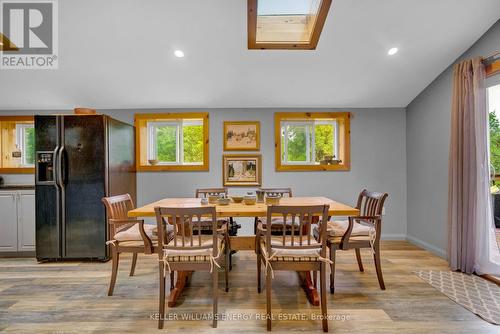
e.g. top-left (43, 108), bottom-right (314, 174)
top-left (355, 189), bottom-right (388, 217)
top-left (265, 204), bottom-right (329, 255)
top-left (259, 187), bottom-right (293, 197)
top-left (154, 206), bottom-right (218, 255)
top-left (102, 194), bottom-right (135, 235)
top-left (195, 188), bottom-right (228, 198)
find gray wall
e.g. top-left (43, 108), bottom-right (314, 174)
top-left (406, 20), bottom-right (500, 257)
top-left (0, 107), bottom-right (407, 237)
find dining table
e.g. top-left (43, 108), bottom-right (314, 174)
top-left (128, 196), bottom-right (359, 307)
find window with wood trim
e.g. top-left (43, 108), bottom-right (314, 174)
top-left (135, 113), bottom-right (209, 171)
top-left (275, 112), bottom-right (350, 171)
top-left (248, 0), bottom-right (332, 50)
top-left (0, 116), bottom-right (35, 173)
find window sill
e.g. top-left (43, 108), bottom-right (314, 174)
top-left (276, 163), bottom-right (350, 172)
top-left (137, 164), bottom-right (208, 172)
top-left (0, 167), bottom-right (35, 174)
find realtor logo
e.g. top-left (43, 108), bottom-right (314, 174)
top-left (0, 0), bottom-right (58, 69)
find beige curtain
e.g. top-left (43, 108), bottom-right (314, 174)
top-left (448, 57), bottom-right (485, 273)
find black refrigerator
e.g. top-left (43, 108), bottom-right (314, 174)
top-left (35, 115), bottom-right (136, 261)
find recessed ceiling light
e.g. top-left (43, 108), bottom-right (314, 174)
top-left (388, 47), bottom-right (398, 56)
top-left (174, 50), bottom-right (184, 58)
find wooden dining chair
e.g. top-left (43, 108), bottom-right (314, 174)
top-left (155, 205), bottom-right (230, 329)
top-left (102, 194), bottom-right (173, 296)
top-left (195, 187), bottom-right (236, 269)
top-left (256, 204), bottom-right (330, 332)
top-left (195, 188), bottom-right (231, 230)
top-left (254, 187), bottom-right (293, 234)
top-left (313, 190), bottom-right (388, 293)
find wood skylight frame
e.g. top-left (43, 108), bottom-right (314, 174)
top-left (248, 0), bottom-right (332, 50)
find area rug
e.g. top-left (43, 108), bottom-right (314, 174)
top-left (415, 270), bottom-right (500, 325)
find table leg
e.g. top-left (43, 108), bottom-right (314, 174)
top-left (168, 271), bottom-right (191, 307)
top-left (298, 271), bottom-right (320, 306)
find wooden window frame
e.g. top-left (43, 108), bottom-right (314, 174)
top-left (247, 0), bottom-right (332, 50)
top-left (0, 116), bottom-right (35, 174)
top-left (486, 58), bottom-right (500, 77)
top-left (135, 113), bottom-right (209, 172)
top-left (274, 112), bottom-right (350, 171)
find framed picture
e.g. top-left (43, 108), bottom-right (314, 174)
top-left (223, 121), bottom-right (260, 151)
top-left (222, 154), bottom-right (262, 186)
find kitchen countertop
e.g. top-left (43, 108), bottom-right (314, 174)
top-left (0, 185), bottom-right (35, 190)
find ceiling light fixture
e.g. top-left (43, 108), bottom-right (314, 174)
top-left (388, 47), bottom-right (398, 56)
top-left (174, 50), bottom-right (184, 58)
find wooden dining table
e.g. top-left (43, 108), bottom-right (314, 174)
top-left (128, 196), bottom-right (359, 307)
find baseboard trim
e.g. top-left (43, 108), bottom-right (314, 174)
top-left (406, 235), bottom-right (446, 258)
top-left (381, 234), bottom-right (407, 240)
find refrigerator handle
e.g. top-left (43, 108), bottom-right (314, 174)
top-left (57, 145), bottom-right (65, 187)
top-left (53, 147), bottom-right (60, 186)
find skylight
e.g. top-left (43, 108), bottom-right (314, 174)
top-left (248, 0), bottom-right (332, 50)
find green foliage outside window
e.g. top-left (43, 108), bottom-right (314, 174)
top-left (156, 126), bottom-right (177, 162)
top-left (156, 123), bottom-right (203, 164)
top-left (315, 124), bottom-right (334, 161)
top-left (287, 125), bottom-right (307, 161)
top-left (183, 125), bottom-right (203, 163)
top-left (489, 111), bottom-right (500, 175)
top-left (24, 127), bottom-right (35, 165)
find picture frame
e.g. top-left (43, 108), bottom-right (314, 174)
top-left (223, 121), bottom-right (260, 151)
top-left (222, 154), bottom-right (262, 186)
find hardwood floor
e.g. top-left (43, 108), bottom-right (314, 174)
top-left (0, 241), bottom-right (497, 333)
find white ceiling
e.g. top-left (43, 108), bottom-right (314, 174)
top-left (0, 0), bottom-right (499, 110)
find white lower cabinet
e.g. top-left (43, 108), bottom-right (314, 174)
top-left (0, 189), bottom-right (35, 253)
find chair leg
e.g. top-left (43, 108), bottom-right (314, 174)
top-left (266, 265), bottom-right (272, 331)
top-left (229, 250), bottom-right (233, 271)
top-left (170, 271), bottom-right (175, 291)
top-left (226, 231), bottom-right (233, 271)
top-left (257, 252), bottom-right (262, 293)
top-left (129, 253), bottom-right (138, 276)
top-left (213, 265), bottom-right (219, 328)
top-left (320, 262), bottom-right (328, 332)
top-left (225, 245), bottom-right (230, 292)
top-left (158, 261), bottom-right (166, 329)
top-left (108, 246), bottom-right (119, 296)
top-left (373, 246), bottom-right (386, 290)
top-left (313, 271), bottom-right (318, 288)
top-left (355, 248), bottom-right (364, 272)
top-left (329, 246), bottom-right (336, 294)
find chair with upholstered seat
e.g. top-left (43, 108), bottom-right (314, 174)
top-left (102, 194), bottom-right (173, 296)
top-left (195, 188), bottom-right (230, 230)
top-left (254, 188), bottom-right (293, 234)
top-left (155, 205), bottom-right (230, 329)
top-left (313, 189), bottom-right (388, 293)
top-left (256, 204), bottom-right (330, 332)
top-left (195, 187), bottom-right (236, 269)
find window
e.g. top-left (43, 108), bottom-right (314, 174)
top-left (16, 123), bottom-right (35, 166)
top-left (281, 120), bottom-right (338, 164)
top-left (0, 116), bottom-right (35, 173)
top-left (275, 112), bottom-right (350, 171)
top-left (248, 0), bottom-right (332, 50)
top-left (489, 84), bottom-right (500, 178)
top-left (147, 120), bottom-right (203, 165)
top-left (135, 113), bottom-right (209, 171)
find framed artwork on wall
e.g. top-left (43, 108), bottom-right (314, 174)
top-left (222, 154), bottom-right (262, 186)
top-left (223, 121), bottom-right (260, 151)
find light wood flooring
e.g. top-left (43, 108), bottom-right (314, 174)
top-left (0, 241), bottom-right (498, 334)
